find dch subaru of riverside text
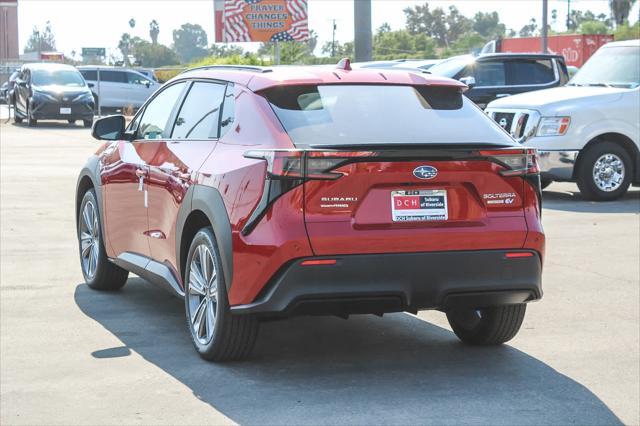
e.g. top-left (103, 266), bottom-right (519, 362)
top-left (76, 61), bottom-right (544, 361)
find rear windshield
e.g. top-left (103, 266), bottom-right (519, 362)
top-left (263, 84), bottom-right (514, 147)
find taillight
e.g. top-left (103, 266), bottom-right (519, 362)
top-left (241, 149), bottom-right (376, 235)
top-left (244, 149), bottom-right (377, 180)
top-left (479, 148), bottom-right (539, 176)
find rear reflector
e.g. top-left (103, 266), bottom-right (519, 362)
top-left (505, 252), bottom-right (534, 259)
top-left (301, 259), bottom-right (337, 266)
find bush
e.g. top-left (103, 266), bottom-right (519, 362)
top-left (614, 22), bottom-right (640, 41)
top-left (154, 54), bottom-right (271, 83)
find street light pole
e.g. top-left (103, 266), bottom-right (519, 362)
top-left (331, 19), bottom-right (337, 57)
top-left (541, 0), bottom-right (548, 53)
top-left (354, 0), bottom-right (372, 62)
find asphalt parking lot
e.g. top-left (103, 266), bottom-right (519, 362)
top-left (1, 116), bottom-right (638, 425)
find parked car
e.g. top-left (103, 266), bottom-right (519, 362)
top-left (0, 70), bottom-right (19, 105)
top-left (13, 63), bottom-right (94, 127)
top-left (392, 59), bottom-right (441, 70)
top-left (354, 59), bottom-right (441, 71)
top-left (429, 53), bottom-right (570, 109)
top-left (77, 62), bottom-right (544, 361)
top-left (77, 66), bottom-right (161, 111)
top-left (486, 39), bottom-right (640, 201)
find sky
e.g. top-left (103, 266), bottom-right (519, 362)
top-left (17, 0), bottom-right (639, 59)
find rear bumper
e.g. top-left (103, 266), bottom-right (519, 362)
top-left (231, 250), bottom-right (542, 316)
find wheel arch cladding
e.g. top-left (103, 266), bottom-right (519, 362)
top-left (176, 185), bottom-right (233, 291)
top-left (76, 156), bottom-right (103, 232)
top-left (576, 132), bottom-right (639, 181)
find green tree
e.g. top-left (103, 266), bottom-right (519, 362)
top-left (472, 12), bottom-right (506, 39)
top-left (134, 41), bottom-right (180, 67)
top-left (173, 23), bottom-right (209, 63)
top-left (403, 3), bottom-right (473, 47)
top-left (614, 21), bottom-right (640, 39)
top-left (609, 0), bottom-right (637, 26)
top-left (209, 44), bottom-right (245, 57)
top-left (118, 33), bottom-right (132, 66)
top-left (373, 29), bottom-right (436, 58)
top-left (450, 32), bottom-right (486, 54)
top-left (519, 18), bottom-right (538, 37)
top-left (258, 30), bottom-right (318, 64)
top-left (149, 20), bottom-right (160, 45)
top-left (24, 21), bottom-right (56, 53)
top-left (579, 20), bottom-right (611, 35)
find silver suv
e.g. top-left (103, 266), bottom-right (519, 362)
top-left (78, 66), bottom-right (161, 111)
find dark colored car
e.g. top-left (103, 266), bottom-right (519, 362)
top-left (0, 70), bottom-right (19, 105)
top-left (77, 63), bottom-right (544, 361)
top-left (13, 63), bottom-right (94, 127)
top-left (429, 53), bottom-right (569, 109)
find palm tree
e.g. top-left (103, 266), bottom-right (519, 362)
top-left (118, 33), bottom-right (131, 66)
top-left (609, 0), bottom-right (637, 26)
top-left (150, 20), bottom-right (160, 45)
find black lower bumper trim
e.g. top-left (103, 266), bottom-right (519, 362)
top-left (231, 250), bottom-right (542, 316)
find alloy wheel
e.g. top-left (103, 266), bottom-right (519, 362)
top-left (187, 244), bottom-right (218, 345)
top-left (79, 200), bottom-right (100, 279)
top-left (592, 153), bottom-right (625, 192)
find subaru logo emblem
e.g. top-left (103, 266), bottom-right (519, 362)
top-left (413, 165), bottom-right (438, 180)
top-left (499, 118), bottom-right (508, 128)
top-left (63, 97), bottom-right (69, 101)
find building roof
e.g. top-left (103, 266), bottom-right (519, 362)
top-left (175, 64), bottom-right (467, 92)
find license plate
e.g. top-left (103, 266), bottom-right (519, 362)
top-left (391, 189), bottom-right (448, 222)
top-left (60, 107), bottom-right (71, 115)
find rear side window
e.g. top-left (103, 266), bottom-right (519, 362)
top-left (263, 84), bottom-right (513, 147)
top-left (474, 61), bottom-right (506, 86)
top-left (172, 82), bottom-right (226, 140)
top-left (137, 82), bottom-right (186, 140)
top-left (80, 70), bottom-right (97, 81)
top-left (507, 59), bottom-right (555, 85)
top-left (100, 70), bottom-right (126, 83)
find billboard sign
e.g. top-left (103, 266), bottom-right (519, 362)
top-left (220, 0), bottom-right (308, 43)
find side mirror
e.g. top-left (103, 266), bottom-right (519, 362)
top-left (92, 115), bottom-right (126, 141)
top-left (459, 76), bottom-right (476, 89)
top-left (88, 82), bottom-right (95, 88)
top-left (144, 81), bottom-right (151, 88)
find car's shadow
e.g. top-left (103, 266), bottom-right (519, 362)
top-left (543, 186), bottom-right (640, 214)
top-left (74, 279), bottom-right (621, 425)
top-left (10, 121), bottom-right (90, 130)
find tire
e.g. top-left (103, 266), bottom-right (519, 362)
top-left (576, 142), bottom-right (632, 201)
top-left (77, 189), bottom-right (129, 290)
top-left (184, 227), bottom-right (259, 362)
top-left (27, 104), bottom-right (37, 127)
top-left (83, 119), bottom-right (93, 128)
top-left (446, 304), bottom-right (526, 345)
top-left (92, 94), bottom-right (99, 114)
top-left (13, 102), bottom-right (23, 124)
top-left (540, 177), bottom-right (553, 190)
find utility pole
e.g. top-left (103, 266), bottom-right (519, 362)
top-left (541, 0), bottom-right (548, 53)
top-left (566, 0), bottom-right (571, 31)
top-left (354, 0), bottom-right (372, 62)
top-left (331, 19), bottom-right (337, 57)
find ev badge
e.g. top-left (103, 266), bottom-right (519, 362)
top-left (413, 165), bottom-right (438, 180)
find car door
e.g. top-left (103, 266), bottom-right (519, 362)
top-left (145, 80), bottom-right (229, 279)
top-left (101, 81), bottom-right (188, 259)
top-left (99, 70), bottom-right (129, 109)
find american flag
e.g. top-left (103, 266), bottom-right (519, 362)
top-left (223, 0), bottom-right (308, 43)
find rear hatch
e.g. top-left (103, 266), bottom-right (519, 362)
top-left (302, 147), bottom-right (536, 255)
top-left (258, 82), bottom-right (540, 255)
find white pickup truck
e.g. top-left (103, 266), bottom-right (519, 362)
top-left (486, 39), bottom-right (639, 201)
